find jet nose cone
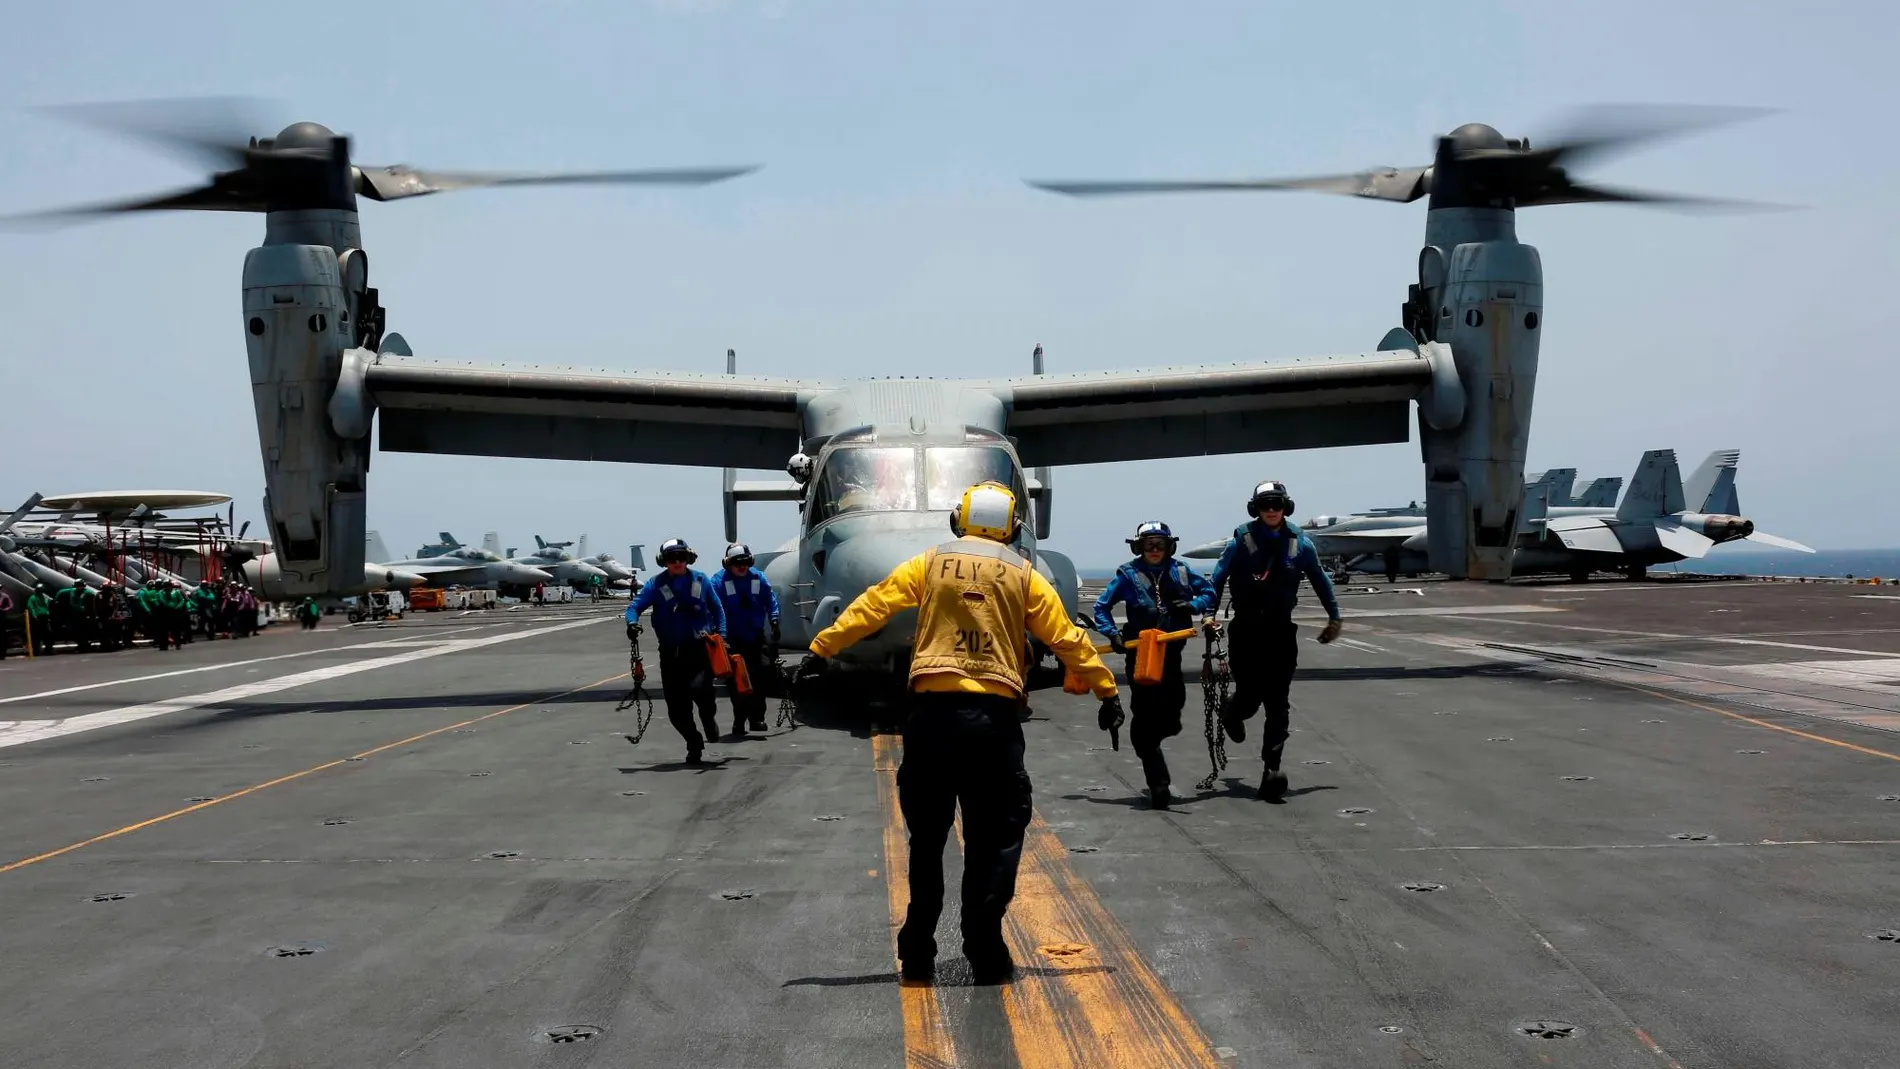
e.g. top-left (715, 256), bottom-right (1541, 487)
top-left (511, 564), bottom-right (555, 585)
top-left (386, 569), bottom-right (428, 590)
top-left (574, 562), bottom-right (609, 581)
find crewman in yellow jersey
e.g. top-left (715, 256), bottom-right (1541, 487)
top-left (808, 481), bottom-right (1120, 985)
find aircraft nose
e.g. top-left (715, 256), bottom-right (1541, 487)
top-left (511, 564), bottom-right (555, 585)
top-left (386, 569), bottom-right (428, 590)
top-left (574, 562), bottom-right (608, 581)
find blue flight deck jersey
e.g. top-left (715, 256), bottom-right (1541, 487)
top-left (714, 567), bottom-right (781, 644)
top-left (627, 568), bottom-right (728, 647)
top-left (1209, 520), bottom-right (1340, 621)
top-left (1092, 557), bottom-right (1215, 638)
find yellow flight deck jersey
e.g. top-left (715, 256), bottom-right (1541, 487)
top-left (810, 536), bottom-right (1118, 701)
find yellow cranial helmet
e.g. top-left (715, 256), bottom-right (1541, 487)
top-left (952, 481), bottom-right (1019, 542)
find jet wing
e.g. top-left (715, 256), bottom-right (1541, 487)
top-left (388, 561), bottom-right (494, 584)
top-left (367, 358), bottom-right (816, 470)
top-left (1543, 515), bottom-right (1628, 555)
top-left (1320, 525), bottom-right (1429, 541)
top-left (982, 350), bottom-right (1437, 467)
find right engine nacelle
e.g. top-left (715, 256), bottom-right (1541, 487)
top-left (243, 243), bottom-right (370, 597)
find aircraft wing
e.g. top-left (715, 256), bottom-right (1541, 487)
top-left (385, 561), bottom-right (493, 584)
top-left (367, 358), bottom-right (817, 470)
top-left (1543, 515), bottom-right (1628, 555)
top-left (1319, 525), bottom-right (1429, 541)
top-left (982, 349), bottom-right (1439, 467)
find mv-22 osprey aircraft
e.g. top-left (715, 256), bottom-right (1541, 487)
top-left (10, 100), bottom-right (1771, 683)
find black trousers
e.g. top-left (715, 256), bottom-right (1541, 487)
top-left (895, 692), bottom-right (1032, 970)
top-left (1121, 642), bottom-right (1187, 790)
top-left (659, 641), bottom-right (719, 752)
top-left (730, 638), bottom-right (769, 730)
top-left (1224, 616), bottom-right (1300, 770)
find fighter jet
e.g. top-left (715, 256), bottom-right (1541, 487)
top-left (1195, 450), bottom-right (1807, 581)
top-left (574, 535), bottom-right (639, 586)
top-left (503, 534), bottom-right (610, 590)
top-left (364, 531), bottom-right (552, 590)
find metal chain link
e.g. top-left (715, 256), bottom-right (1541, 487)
top-left (1196, 624), bottom-right (1232, 792)
top-left (618, 629), bottom-right (656, 745)
top-left (772, 645), bottom-right (801, 730)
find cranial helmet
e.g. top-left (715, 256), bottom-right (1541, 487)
top-left (1246, 480), bottom-right (1296, 518)
top-left (949, 481), bottom-right (1020, 543)
top-left (723, 542), bottom-right (754, 566)
top-left (786, 452), bottom-right (814, 484)
top-left (1127, 520), bottom-right (1178, 554)
top-left (659, 538), bottom-right (698, 565)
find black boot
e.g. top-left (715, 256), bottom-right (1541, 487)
top-left (1150, 785), bottom-right (1172, 810)
top-left (1259, 769), bottom-right (1288, 802)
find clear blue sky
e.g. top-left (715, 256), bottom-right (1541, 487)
top-left (0, 1), bottom-right (1891, 566)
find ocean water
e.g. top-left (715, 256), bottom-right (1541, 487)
top-left (1077, 547), bottom-right (1900, 583)
top-left (1663, 547), bottom-right (1900, 580)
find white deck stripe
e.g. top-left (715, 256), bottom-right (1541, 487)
top-left (0, 627), bottom-right (491, 707)
top-left (0, 617), bottom-right (609, 749)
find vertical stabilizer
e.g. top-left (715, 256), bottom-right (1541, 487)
top-left (628, 544), bottom-right (647, 572)
top-left (482, 531), bottom-right (502, 557)
top-left (1683, 449), bottom-right (1740, 513)
top-left (1575, 477), bottom-right (1622, 509)
top-left (365, 530), bottom-right (391, 566)
top-left (1617, 450), bottom-right (1686, 520)
top-left (438, 532), bottom-right (461, 548)
top-left (534, 535), bottom-right (548, 550)
top-left (578, 534), bottom-right (589, 559)
top-left (1683, 449), bottom-right (1742, 515)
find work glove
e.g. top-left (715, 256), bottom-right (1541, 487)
top-left (1108, 633), bottom-right (1128, 656)
top-left (625, 622), bottom-right (642, 642)
top-left (1098, 694), bottom-right (1126, 751)
top-left (1200, 615), bottom-right (1220, 635)
top-left (1318, 618), bottom-right (1342, 644)
top-left (770, 619), bottom-right (781, 644)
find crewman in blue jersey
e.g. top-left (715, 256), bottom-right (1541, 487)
top-left (714, 542), bottom-right (781, 738)
top-left (626, 538), bottom-right (729, 765)
top-left (1208, 480), bottom-right (1344, 802)
top-left (1092, 521), bottom-right (1215, 810)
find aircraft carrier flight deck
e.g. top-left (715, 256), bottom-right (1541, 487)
top-left (0, 579), bottom-right (1894, 1068)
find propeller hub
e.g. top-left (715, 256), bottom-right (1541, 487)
top-left (272, 121), bottom-right (339, 152)
top-left (1448, 123), bottom-right (1510, 152)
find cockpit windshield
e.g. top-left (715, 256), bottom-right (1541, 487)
top-left (810, 447), bottom-right (920, 525)
top-left (925, 446), bottom-right (1024, 511)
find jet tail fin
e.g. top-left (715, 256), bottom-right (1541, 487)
top-left (578, 534), bottom-right (589, 558)
top-left (366, 530), bottom-right (391, 566)
top-left (437, 531), bottom-right (461, 548)
top-left (534, 535), bottom-right (547, 550)
top-left (628, 543), bottom-right (647, 572)
top-left (1617, 450), bottom-right (1686, 520)
top-left (1682, 449), bottom-right (1742, 515)
top-left (1575, 477), bottom-right (1622, 508)
top-left (482, 531), bottom-right (502, 557)
top-left (1525, 468), bottom-right (1578, 508)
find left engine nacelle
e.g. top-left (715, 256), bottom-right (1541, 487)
top-left (243, 244), bottom-right (369, 598)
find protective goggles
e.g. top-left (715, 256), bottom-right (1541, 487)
top-left (1137, 537), bottom-right (1173, 553)
top-left (1251, 496), bottom-right (1290, 513)
top-left (660, 552), bottom-right (693, 564)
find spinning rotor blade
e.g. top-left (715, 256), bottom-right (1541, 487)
top-left (1029, 167), bottom-right (1428, 203)
top-left (1522, 103), bottom-right (1777, 171)
top-left (355, 164), bottom-right (762, 202)
top-left (1, 183), bottom-right (267, 228)
top-left (35, 96), bottom-right (264, 170)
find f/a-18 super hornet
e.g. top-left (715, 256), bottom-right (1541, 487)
top-left (9, 100), bottom-right (1775, 681)
top-left (497, 534), bottom-right (610, 590)
top-left (364, 531), bottom-right (553, 591)
top-left (1192, 449), bottom-right (1809, 581)
top-left (574, 535), bottom-right (639, 586)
